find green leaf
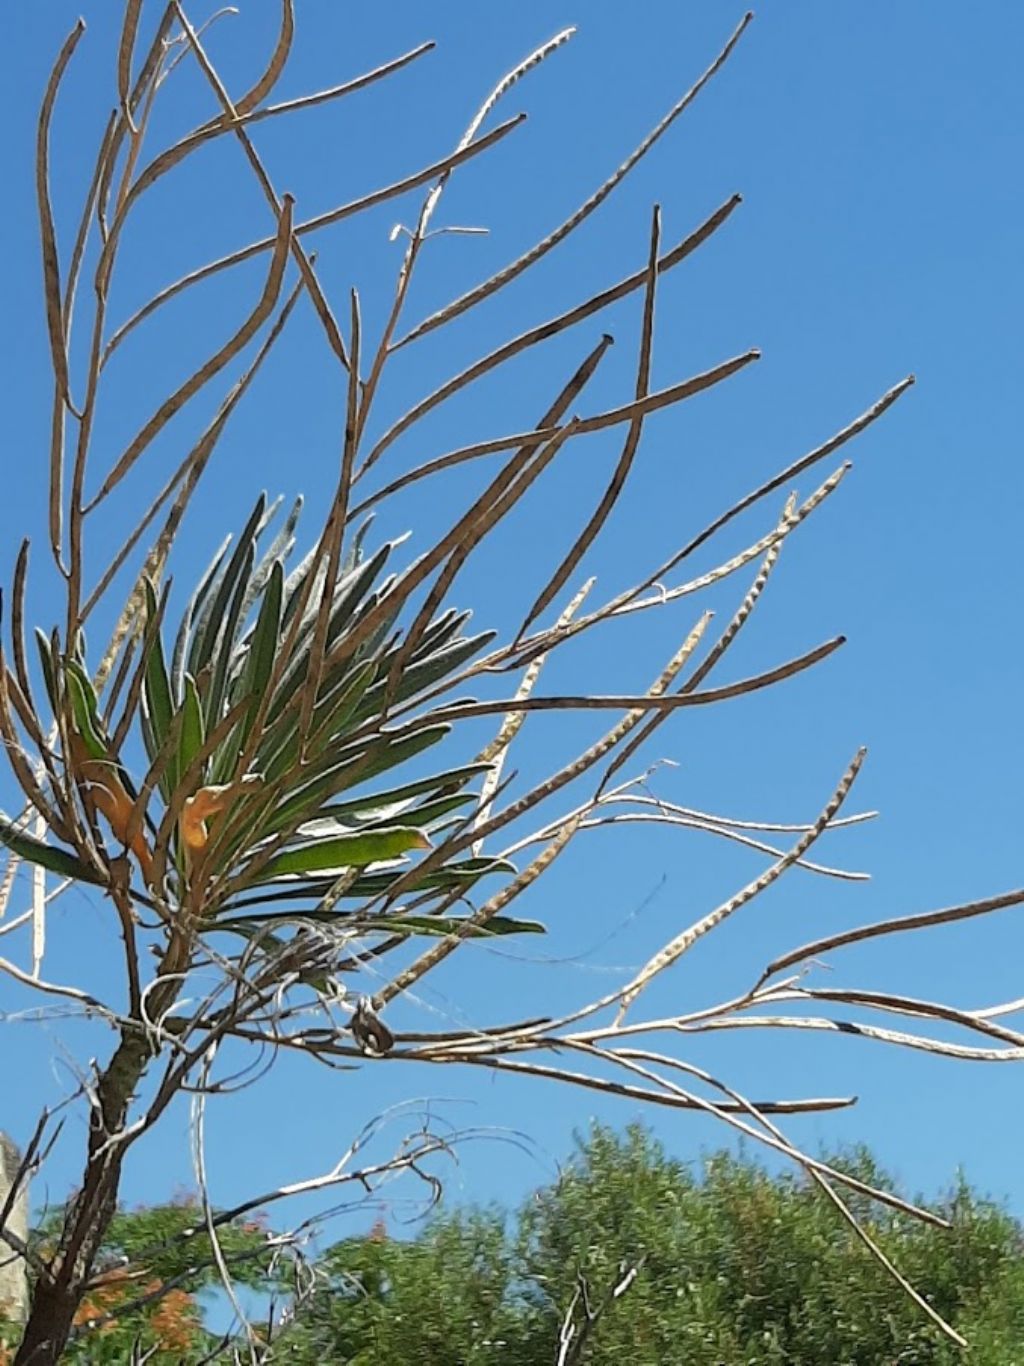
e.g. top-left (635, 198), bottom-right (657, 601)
top-left (267, 724), bottom-right (452, 833)
top-left (188, 494), bottom-right (266, 680)
top-left (256, 662), bottom-right (376, 789)
top-left (219, 912), bottom-right (543, 939)
top-left (354, 914), bottom-right (544, 938)
top-left (204, 660), bottom-right (380, 874)
top-left (406, 608), bottom-right (467, 661)
top-left (178, 674), bottom-right (206, 783)
top-left (283, 541), bottom-right (392, 660)
top-left (238, 559), bottom-right (283, 736)
top-left (140, 579), bottom-right (176, 797)
top-left (302, 658), bottom-right (377, 759)
top-left (322, 763), bottom-right (493, 820)
top-left (222, 855), bottom-right (515, 912)
top-left (278, 543), bottom-right (318, 632)
top-left (203, 542), bottom-right (255, 734)
top-left (173, 534), bottom-right (231, 698)
top-left (142, 579), bottom-right (175, 792)
top-left (357, 631), bottom-right (496, 718)
top-left (249, 825), bottom-right (431, 884)
top-left (0, 811), bottom-right (104, 885)
top-left (349, 724), bottom-right (454, 786)
top-left (307, 793), bottom-right (473, 837)
top-left (269, 541), bottom-right (395, 723)
top-left (341, 512), bottom-right (375, 575)
top-left (345, 581), bottom-right (402, 667)
top-left (209, 556), bottom-right (284, 784)
top-left (240, 496), bottom-right (302, 623)
top-left (34, 629), bottom-right (58, 711)
top-left (345, 854), bottom-right (515, 898)
top-left (362, 793), bottom-right (474, 832)
top-left (64, 662), bottom-right (107, 759)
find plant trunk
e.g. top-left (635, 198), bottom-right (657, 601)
top-left (14, 1029), bottom-right (153, 1365)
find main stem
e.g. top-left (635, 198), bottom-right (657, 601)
top-left (14, 1031), bottom-right (153, 1364)
top-left (14, 935), bottom-right (187, 1365)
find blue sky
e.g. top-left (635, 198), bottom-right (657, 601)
top-left (1, 0), bottom-right (1022, 1246)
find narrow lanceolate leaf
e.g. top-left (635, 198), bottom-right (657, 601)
top-left (203, 541), bottom-right (255, 734)
top-left (267, 724), bottom-right (453, 833)
top-left (178, 674), bottom-right (206, 782)
top-left (322, 763), bottom-right (494, 821)
top-left (279, 538), bottom-right (391, 656)
top-left (0, 812), bottom-right (104, 885)
top-left (305, 658), bottom-right (377, 749)
top-left (238, 558), bottom-right (283, 745)
top-left (142, 579), bottom-right (175, 792)
top-left (64, 662), bottom-right (107, 759)
top-left (237, 496), bottom-right (301, 630)
top-left (173, 534), bottom-right (231, 697)
top-left (222, 912), bottom-right (543, 938)
top-left (358, 630), bottom-right (496, 716)
top-left (343, 854), bottom-right (516, 898)
top-left (269, 541), bottom-right (395, 721)
top-left (259, 660), bottom-right (377, 783)
top-left (209, 557), bottom-right (285, 786)
top-left (350, 724), bottom-right (454, 786)
top-left (353, 914), bottom-right (545, 938)
top-left (34, 630), bottom-right (58, 711)
top-left (219, 854), bottom-right (516, 913)
top-left (295, 792), bottom-right (473, 839)
top-left (333, 792), bottom-right (474, 833)
top-left (188, 495), bottom-right (267, 680)
top-left (404, 608), bottom-right (466, 663)
top-left (249, 825), bottom-right (432, 884)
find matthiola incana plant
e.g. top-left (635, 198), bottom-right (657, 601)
top-left (0, 5), bottom-right (1017, 1362)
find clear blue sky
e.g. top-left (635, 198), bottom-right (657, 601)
top-left (1, 0), bottom-right (1022, 1242)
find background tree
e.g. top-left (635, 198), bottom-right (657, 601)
top-left (272, 1128), bottom-right (1024, 1364)
top-left (0, 3), bottom-right (1020, 1361)
top-left (512, 1126), bottom-right (1024, 1365)
top-left (1, 1201), bottom-right (274, 1362)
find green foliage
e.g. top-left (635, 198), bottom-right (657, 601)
top-left (276, 1212), bottom-right (519, 1365)
top-left (274, 1126), bottom-right (1024, 1365)
top-left (9, 497), bottom-right (534, 959)
top-left (11, 1197), bottom-right (276, 1364)
top-left (0, 813), bottom-right (103, 885)
top-left (98, 1199), bottom-right (276, 1293)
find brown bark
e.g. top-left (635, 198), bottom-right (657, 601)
top-left (14, 1026), bottom-right (160, 1363)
